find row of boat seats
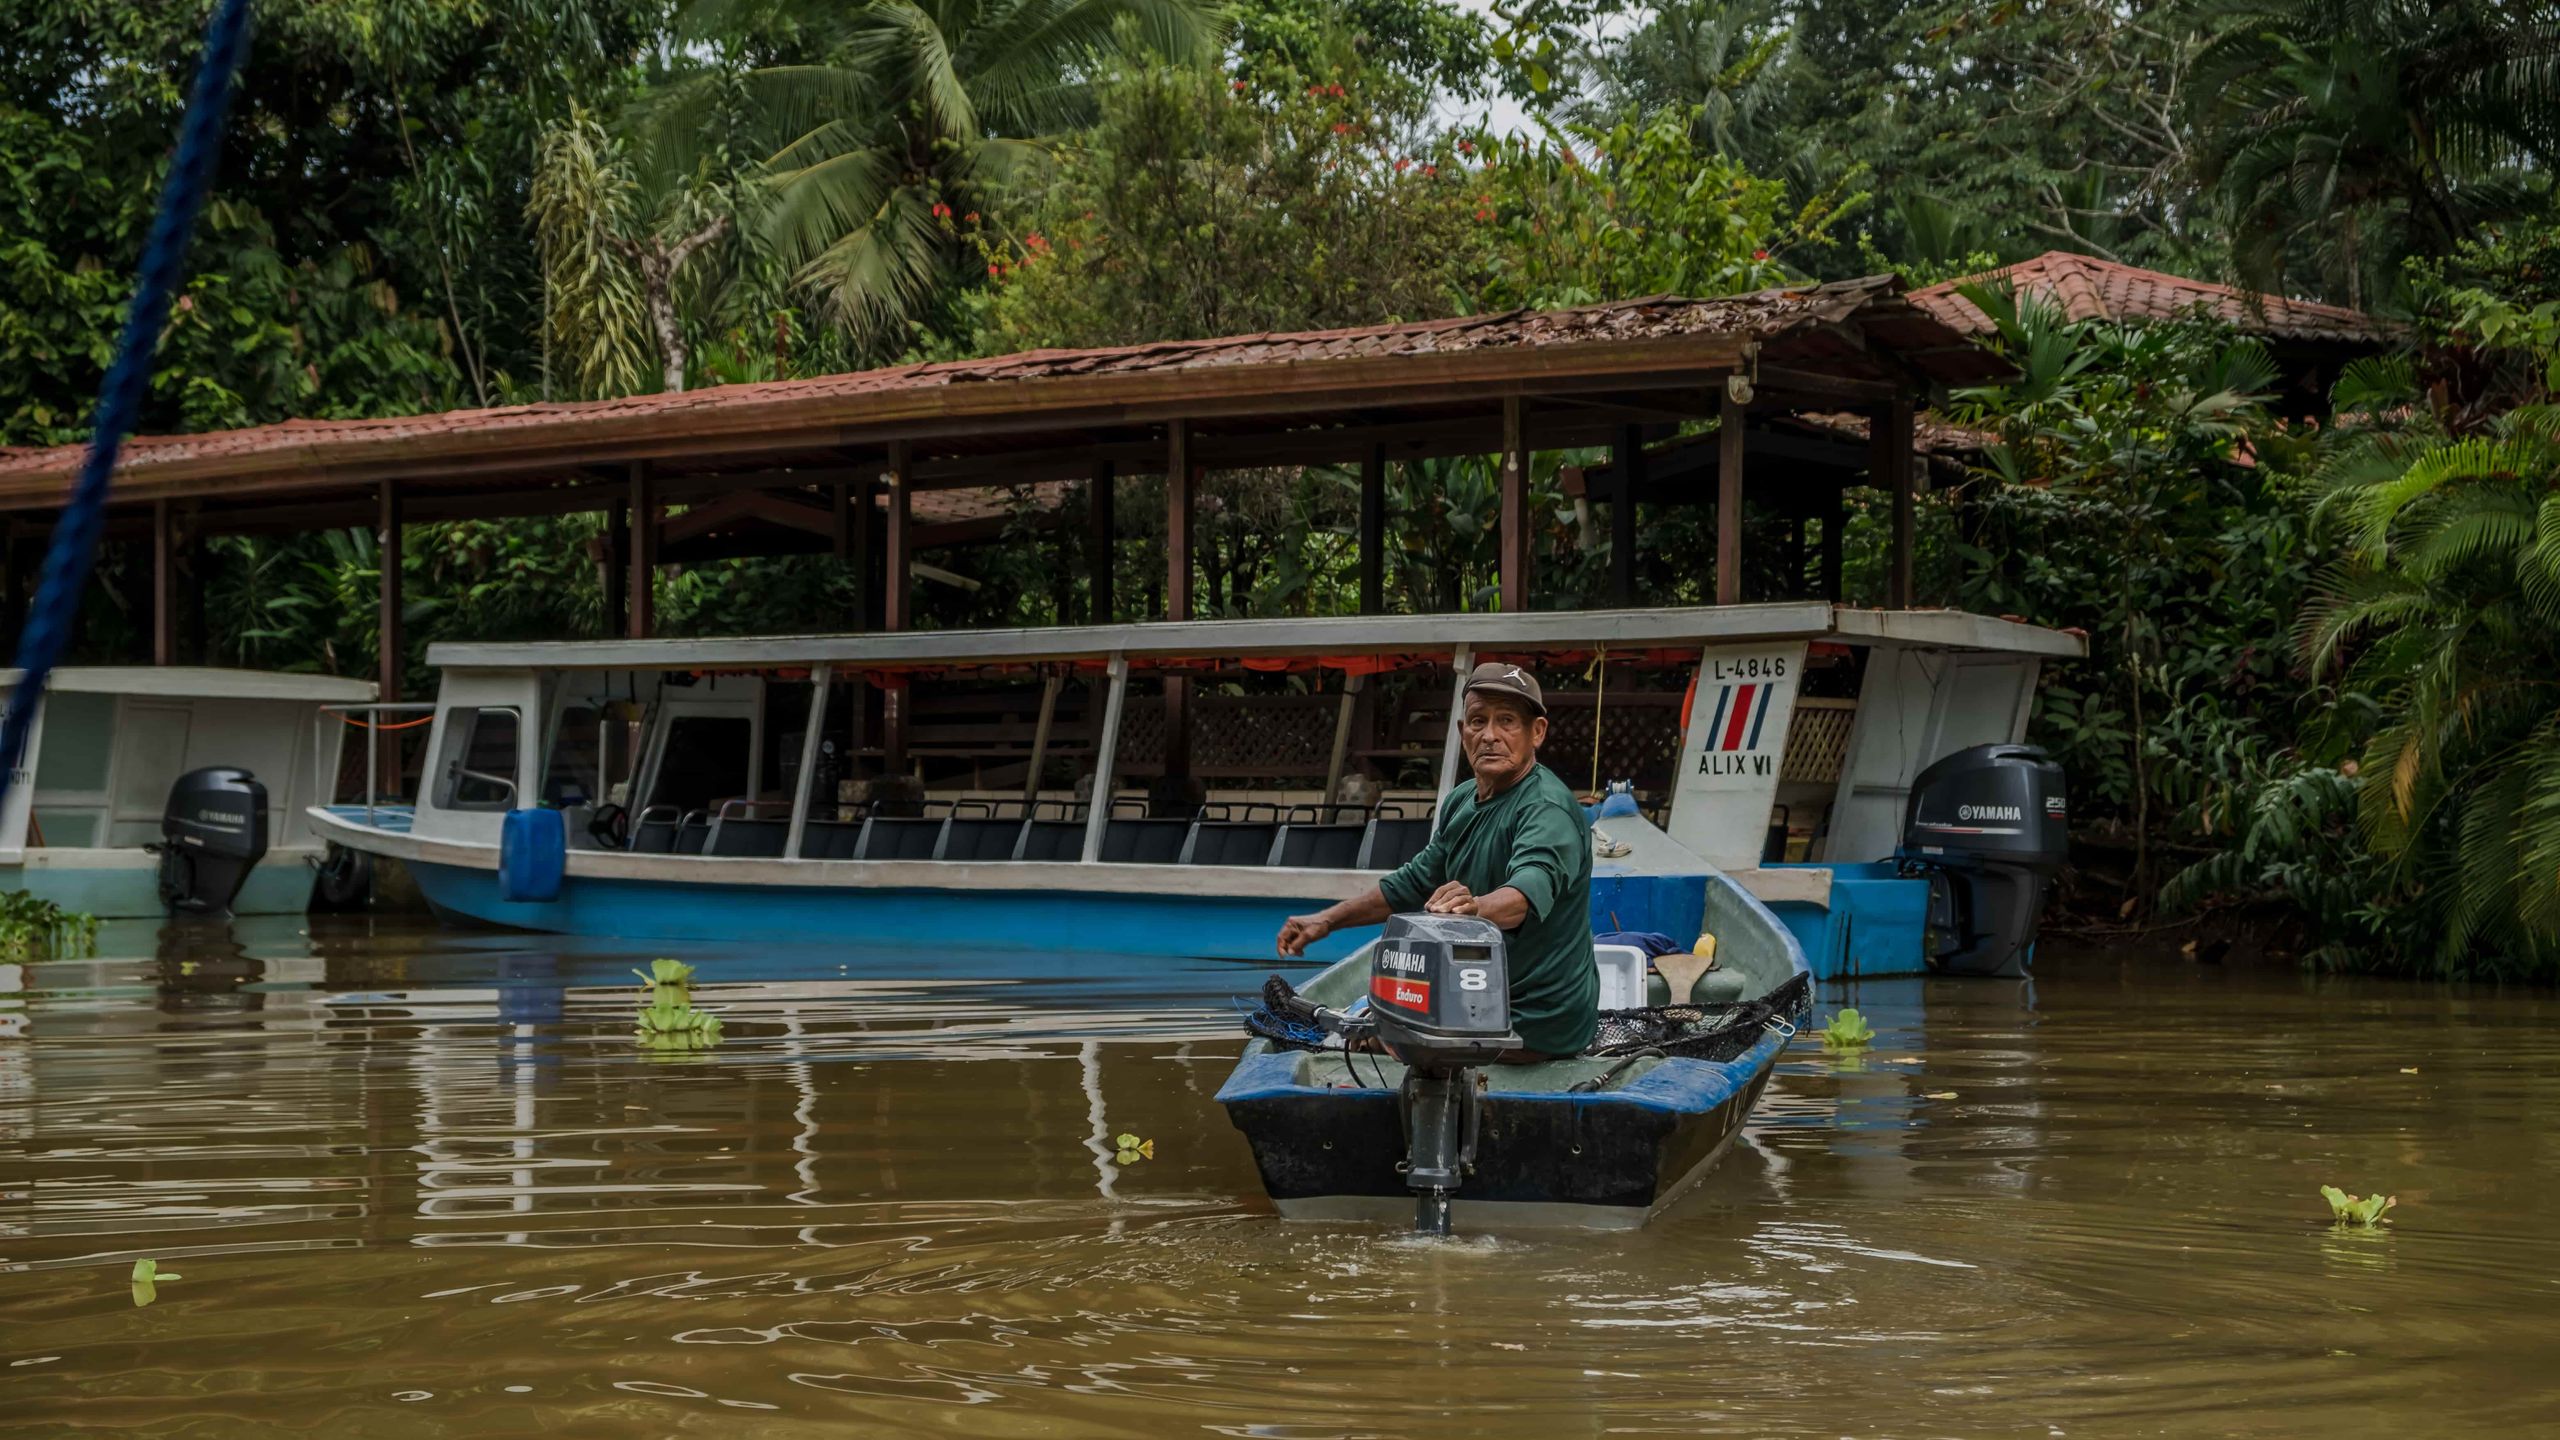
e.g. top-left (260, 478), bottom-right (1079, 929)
top-left (628, 804), bottom-right (1435, 869)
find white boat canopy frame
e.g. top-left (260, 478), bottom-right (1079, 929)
top-left (408, 605), bottom-right (2082, 878)
top-left (427, 604), bottom-right (2082, 674)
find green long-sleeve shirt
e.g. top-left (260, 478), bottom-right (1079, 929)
top-left (1377, 763), bottom-right (1597, 1056)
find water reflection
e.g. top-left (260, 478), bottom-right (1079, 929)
top-left (4, 918), bottom-right (2558, 1436)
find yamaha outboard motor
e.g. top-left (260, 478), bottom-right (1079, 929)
top-left (1898, 743), bottom-right (2067, 978)
top-left (1365, 913), bottom-right (1522, 1235)
top-left (157, 767), bottom-right (270, 915)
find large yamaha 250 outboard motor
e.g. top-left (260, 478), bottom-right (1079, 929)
top-left (1898, 743), bottom-right (2066, 978)
top-left (1366, 913), bottom-right (1521, 1235)
top-left (157, 767), bottom-right (270, 915)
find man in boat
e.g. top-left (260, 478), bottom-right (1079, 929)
top-left (1274, 662), bottom-right (1599, 1061)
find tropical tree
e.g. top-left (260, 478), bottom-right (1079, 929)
top-left (1471, 103), bottom-right (1860, 311)
top-left (2294, 295), bottom-right (2560, 974)
top-left (2189, 0), bottom-right (2558, 309)
top-left (529, 106), bottom-right (747, 396)
top-left (1948, 285), bottom-right (2292, 902)
top-left (677, 0), bottom-right (1221, 350)
top-left (1560, 0), bottom-right (1790, 163)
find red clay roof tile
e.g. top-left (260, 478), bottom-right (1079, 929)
top-left (1911, 252), bottom-right (2396, 346)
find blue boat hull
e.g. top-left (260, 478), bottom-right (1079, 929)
top-left (405, 857), bottom-right (1367, 962)
top-left (1216, 1027), bottom-right (1788, 1228)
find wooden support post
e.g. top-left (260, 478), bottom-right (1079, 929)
top-left (1716, 388), bottom-right (1746, 606)
top-left (1611, 423), bottom-right (1642, 606)
top-left (1358, 444), bottom-right (1386, 615)
top-left (150, 499), bottom-right (176, 666)
top-left (1499, 397), bottom-right (1530, 612)
top-left (605, 499), bottom-right (628, 637)
top-left (1080, 653), bottom-right (1129, 863)
top-left (1023, 672), bottom-right (1061, 806)
top-left (1820, 494), bottom-right (1847, 603)
top-left (883, 443), bottom-right (912, 632)
top-left (376, 479), bottom-right (404, 796)
top-left (1878, 396), bottom-right (1916, 608)
top-left (184, 525), bottom-right (205, 663)
top-left (882, 443), bottom-right (911, 774)
top-left (1087, 459), bottom-right (1115, 625)
top-left (851, 474), bottom-right (877, 631)
top-left (1433, 645), bottom-right (1474, 832)
top-left (1163, 422), bottom-right (1194, 792)
top-left (784, 664), bottom-right (833, 860)
top-left (1164, 421), bottom-right (1193, 621)
top-left (626, 463), bottom-right (656, 639)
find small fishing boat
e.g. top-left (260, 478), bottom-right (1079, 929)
top-left (0, 666), bottom-right (375, 916)
top-left (1216, 827), bottom-right (1810, 1231)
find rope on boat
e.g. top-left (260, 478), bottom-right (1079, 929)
top-left (0, 0), bottom-right (254, 811)
top-left (335, 713), bottom-right (436, 731)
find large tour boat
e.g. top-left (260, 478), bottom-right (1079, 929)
top-left (310, 604), bottom-right (2080, 977)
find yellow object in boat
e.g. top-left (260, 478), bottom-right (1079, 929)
top-left (1692, 932), bottom-right (1717, 965)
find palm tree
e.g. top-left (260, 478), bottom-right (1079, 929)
top-left (663, 0), bottom-right (1219, 349)
top-left (2301, 356), bottom-right (2560, 973)
top-left (2190, 0), bottom-right (2557, 309)
top-left (1564, 0), bottom-right (1789, 162)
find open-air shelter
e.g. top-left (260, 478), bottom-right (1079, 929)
top-left (0, 274), bottom-right (2000, 786)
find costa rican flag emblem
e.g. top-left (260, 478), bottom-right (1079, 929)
top-left (1702, 681), bottom-right (1776, 752)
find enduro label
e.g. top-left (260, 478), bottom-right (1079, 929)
top-left (1371, 975), bottom-right (1432, 1011)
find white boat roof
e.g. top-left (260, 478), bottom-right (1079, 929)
top-left (0, 666), bottom-right (377, 702)
top-left (428, 605), bottom-right (2084, 672)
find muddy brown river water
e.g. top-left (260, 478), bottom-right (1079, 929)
top-left (5, 916), bottom-right (2558, 1437)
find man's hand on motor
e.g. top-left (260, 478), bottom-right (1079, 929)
top-left (1424, 881), bottom-right (1479, 915)
top-left (1276, 912), bottom-right (1333, 956)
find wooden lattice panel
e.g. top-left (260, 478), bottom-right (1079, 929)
top-left (1540, 692), bottom-right (1684, 793)
top-left (1195, 695), bottom-right (1335, 773)
top-left (1782, 697), bottom-right (1858, 784)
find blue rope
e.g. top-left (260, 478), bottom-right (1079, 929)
top-left (0, 0), bottom-right (254, 810)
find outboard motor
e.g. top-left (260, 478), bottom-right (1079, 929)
top-left (1365, 913), bottom-right (1522, 1235)
top-left (156, 767), bottom-right (270, 915)
top-left (1898, 743), bottom-right (2067, 978)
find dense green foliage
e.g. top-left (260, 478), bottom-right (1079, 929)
top-left (5, 0), bottom-right (2560, 974)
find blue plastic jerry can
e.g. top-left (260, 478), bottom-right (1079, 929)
top-left (499, 807), bottom-right (567, 902)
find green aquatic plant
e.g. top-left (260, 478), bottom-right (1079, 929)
top-left (0, 891), bottom-right (98, 958)
top-left (1113, 1133), bottom-right (1154, 1165)
top-left (2322, 1185), bottom-right (2397, 1227)
top-left (1815, 1008), bottom-right (1874, 1049)
top-left (633, 958), bottom-right (721, 1051)
top-left (129, 1257), bottom-right (181, 1307)
top-left (632, 958), bottom-right (697, 988)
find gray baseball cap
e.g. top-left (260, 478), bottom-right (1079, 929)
top-left (1462, 661), bottom-right (1546, 716)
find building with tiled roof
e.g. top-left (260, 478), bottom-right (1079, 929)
top-left (1912, 251), bottom-right (2398, 413)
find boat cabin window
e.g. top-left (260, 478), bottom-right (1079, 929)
top-left (645, 714), bottom-right (753, 815)
top-left (434, 707), bottom-right (521, 811)
top-left (543, 704), bottom-right (646, 808)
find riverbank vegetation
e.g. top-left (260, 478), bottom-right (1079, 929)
top-left (3, 0), bottom-right (2556, 975)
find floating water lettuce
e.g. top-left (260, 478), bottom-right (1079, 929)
top-left (1816, 1008), bottom-right (1873, 1049)
top-left (2322, 1185), bottom-right (2396, 1227)
top-left (1113, 1133), bottom-right (1154, 1165)
top-left (632, 958), bottom-right (697, 988)
top-left (129, 1257), bottom-right (180, 1307)
top-left (633, 958), bottom-right (721, 1051)
top-left (0, 891), bottom-right (97, 959)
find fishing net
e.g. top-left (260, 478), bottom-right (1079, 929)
top-left (1583, 971), bottom-right (1813, 1064)
top-left (1240, 975), bottom-right (1334, 1051)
